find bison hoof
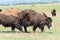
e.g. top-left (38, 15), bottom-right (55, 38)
top-left (20, 30), bottom-right (23, 32)
top-left (25, 31), bottom-right (30, 33)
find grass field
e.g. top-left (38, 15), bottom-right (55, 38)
top-left (0, 4), bottom-right (60, 40)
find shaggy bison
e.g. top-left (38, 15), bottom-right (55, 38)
top-left (51, 9), bottom-right (56, 16)
top-left (18, 9), bottom-right (52, 32)
top-left (0, 13), bottom-right (23, 32)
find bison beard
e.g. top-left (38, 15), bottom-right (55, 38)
top-left (0, 14), bottom-right (23, 32)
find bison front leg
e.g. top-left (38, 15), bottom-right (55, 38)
top-left (24, 27), bottom-right (27, 33)
top-left (24, 27), bottom-right (30, 33)
top-left (33, 26), bottom-right (37, 32)
top-left (39, 24), bottom-right (44, 32)
top-left (40, 27), bottom-right (44, 32)
top-left (14, 24), bottom-right (23, 32)
top-left (11, 26), bottom-right (15, 31)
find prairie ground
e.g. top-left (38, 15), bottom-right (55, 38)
top-left (0, 4), bottom-right (60, 40)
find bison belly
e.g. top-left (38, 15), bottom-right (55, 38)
top-left (2, 24), bottom-right (11, 27)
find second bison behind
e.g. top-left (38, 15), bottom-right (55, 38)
top-left (18, 9), bottom-right (52, 32)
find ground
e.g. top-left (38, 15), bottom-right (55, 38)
top-left (0, 4), bottom-right (60, 40)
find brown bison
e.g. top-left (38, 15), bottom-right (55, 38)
top-left (0, 13), bottom-right (23, 32)
top-left (51, 9), bottom-right (56, 16)
top-left (18, 9), bottom-right (52, 32)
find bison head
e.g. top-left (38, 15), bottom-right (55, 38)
top-left (46, 17), bottom-right (52, 29)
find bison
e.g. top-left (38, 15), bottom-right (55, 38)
top-left (0, 13), bottom-right (23, 32)
top-left (51, 9), bottom-right (56, 16)
top-left (18, 9), bottom-right (52, 32)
